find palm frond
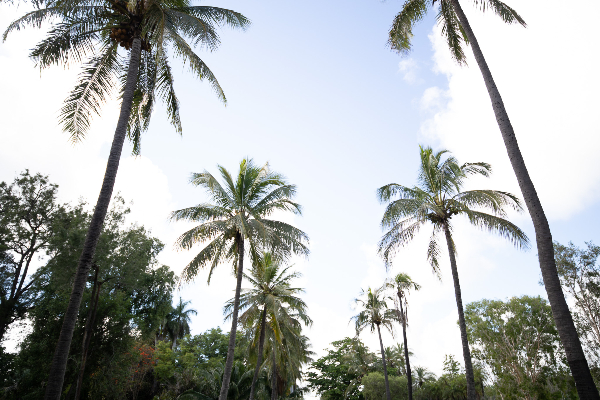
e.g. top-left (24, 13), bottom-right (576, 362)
top-left (59, 42), bottom-right (120, 142)
top-left (472, 0), bottom-right (526, 26)
top-left (167, 28), bottom-right (226, 103)
top-left (426, 226), bottom-right (442, 277)
top-left (388, 0), bottom-right (429, 54)
top-left (438, 0), bottom-right (467, 65)
top-left (463, 210), bottom-right (530, 250)
top-left (173, 220), bottom-right (231, 250)
top-left (378, 219), bottom-right (423, 269)
top-left (179, 6), bottom-right (250, 30)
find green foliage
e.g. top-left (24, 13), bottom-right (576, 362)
top-left (306, 338), bottom-right (370, 400)
top-left (227, 252), bottom-right (312, 398)
top-left (1, 198), bottom-right (175, 399)
top-left (465, 295), bottom-right (577, 398)
top-left (362, 372), bottom-right (408, 400)
top-left (554, 241), bottom-right (600, 365)
top-left (0, 171), bottom-right (64, 342)
top-left (153, 329), bottom-right (257, 399)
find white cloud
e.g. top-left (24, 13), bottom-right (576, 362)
top-left (421, 0), bottom-right (600, 221)
top-left (398, 58), bottom-right (420, 84)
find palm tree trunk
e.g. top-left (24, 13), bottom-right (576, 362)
top-left (442, 222), bottom-right (476, 400)
top-left (249, 306), bottom-right (268, 400)
top-left (398, 295), bottom-right (413, 400)
top-left (219, 234), bottom-right (245, 400)
top-left (74, 267), bottom-right (101, 400)
top-left (271, 349), bottom-right (277, 400)
top-left (376, 324), bottom-right (392, 400)
top-left (449, 1), bottom-right (599, 397)
top-left (43, 36), bottom-right (143, 400)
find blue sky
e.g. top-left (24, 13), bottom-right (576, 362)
top-left (1, 0), bottom-right (600, 381)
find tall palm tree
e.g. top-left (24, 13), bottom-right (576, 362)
top-left (377, 146), bottom-right (528, 400)
top-left (224, 252), bottom-right (311, 400)
top-left (351, 285), bottom-right (397, 400)
top-left (262, 308), bottom-right (313, 400)
top-left (387, 2), bottom-right (598, 396)
top-left (167, 297), bottom-right (197, 349)
top-left (388, 273), bottom-right (420, 400)
top-left (171, 159), bottom-right (310, 400)
top-left (4, 3), bottom-right (248, 398)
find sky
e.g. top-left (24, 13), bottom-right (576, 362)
top-left (1, 0), bottom-right (600, 387)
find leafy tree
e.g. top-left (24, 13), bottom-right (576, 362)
top-left (351, 286), bottom-right (397, 400)
top-left (377, 146), bottom-right (528, 398)
top-left (0, 171), bottom-right (63, 342)
top-left (306, 338), bottom-right (371, 400)
top-left (225, 252), bottom-right (310, 400)
top-left (387, 273), bottom-right (420, 399)
top-left (555, 241), bottom-right (600, 364)
top-left (3, 200), bottom-right (175, 399)
top-left (361, 372), bottom-right (408, 400)
top-left (171, 158), bottom-right (309, 400)
top-left (153, 328), bottom-right (257, 399)
top-left (465, 295), bottom-right (577, 398)
top-left (387, 0), bottom-right (596, 394)
top-left (4, 2), bottom-right (249, 396)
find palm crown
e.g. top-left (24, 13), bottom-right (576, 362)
top-left (3, 0), bottom-right (249, 150)
top-left (387, 0), bottom-right (525, 64)
top-left (171, 158), bottom-right (309, 283)
top-left (352, 286), bottom-right (396, 335)
top-left (377, 146), bottom-right (529, 273)
top-left (228, 252), bottom-right (311, 342)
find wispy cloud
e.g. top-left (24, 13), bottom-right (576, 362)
top-left (398, 58), bottom-right (420, 84)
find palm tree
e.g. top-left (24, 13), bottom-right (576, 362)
top-left (171, 159), bottom-right (310, 400)
top-left (166, 297), bottom-right (197, 349)
top-left (377, 146), bottom-right (528, 400)
top-left (413, 366), bottom-right (436, 388)
top-left (4, 2), bottom-right (248, 398)
top-left (224, 252), bottom-right (311, 400)
top-left (387, 2), bottom-right (598, 396)
top-left (388, 273), bottom-right (420, 400)
top-left (262, 308), bottom-right (313, 400)
top-left (351, 286), bottom-right (397, 400)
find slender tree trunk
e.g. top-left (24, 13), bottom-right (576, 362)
top-left (0, 300), bottom-right (15, 341)
top-left (74, 268), bottom-right (101, 400)
top-left (219, 234), bottom-right (245, 400)
top-left (43, 36), bottom-right (143, 400)
top-left (442, 222), bottom-right (476, 400)
top-left (376, 324), bottom-right (392, 400)
top-left (249, 306), bottom-right (268, 400)
top-left (449, 2), bottom-right (599, 397)
top-left (398, 294), bottom-right (413, 400)
top-left (271, 349), bottom-right (277, 400)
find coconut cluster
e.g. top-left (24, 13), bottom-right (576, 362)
top-left (109, 24), bottom-right (151, 51)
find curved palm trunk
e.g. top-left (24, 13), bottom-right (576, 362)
top-left (449, 1), bottom-right (598, 397)
top-left (398, 295), bottom-right (413, 400)
top-left (249, 306), bottom-right (268, 400)
top-left (219, 234), bottom-right (245, 400)
top-left (442, 222), bottom-right (476, 400)
top-left (44, 36), bottom-right (143, 400)
top-left (376, 324), bottom-right (392, 400)
top-left (271, 348), bottom-right (277, 400)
